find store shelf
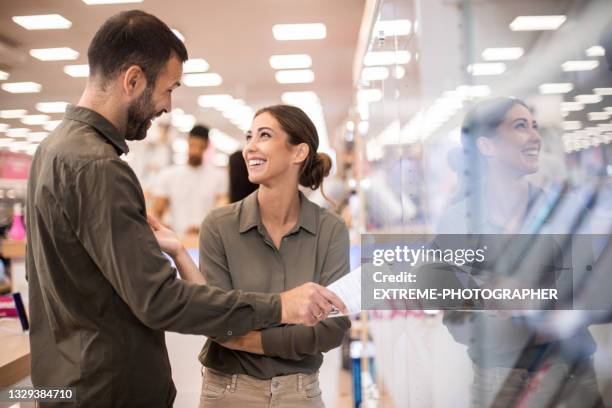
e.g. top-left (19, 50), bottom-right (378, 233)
top-left (1, 240), bottom-right (26, 258)
top-left (0, 319), bottom-right (30, 388)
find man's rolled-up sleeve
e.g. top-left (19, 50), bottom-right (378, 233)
top-left (65, 158), bottom-right (280, 337)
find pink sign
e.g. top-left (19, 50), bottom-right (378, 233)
top-left (0, 151), bottom-right (32, 179)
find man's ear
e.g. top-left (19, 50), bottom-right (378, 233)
top-left (476, 136), bottom-right (496, 157)
top-left (293, 143), bottom-right (310, 164)
top-left (122, 65), bottom-right (146, 97)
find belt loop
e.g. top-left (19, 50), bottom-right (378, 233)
top-left (230, 374), bottom-right (238, 393)
top-left (297, 373), bottom-right (303, 392)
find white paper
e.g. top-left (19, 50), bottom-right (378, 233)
top-left (327, 267), bottom-right (362, 316)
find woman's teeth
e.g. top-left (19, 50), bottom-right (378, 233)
top-left (523, 148), bottom-right (539, 157)
top-left (249, 159), bottom-right (266, 166)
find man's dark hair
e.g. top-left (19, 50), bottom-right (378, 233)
top-left (87, 10), bottom-right (188, 85)
top-left (189, 125), bottom-right (210, 141)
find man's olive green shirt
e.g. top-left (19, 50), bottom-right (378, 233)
top-left (25, 105), bottom-right (282, 407)
top-left (199, 190), bottom-right (351, 379)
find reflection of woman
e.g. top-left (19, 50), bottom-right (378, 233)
top-left (197, 105), bottom-right (351, 407)
top-left (438, 98), bottom-right (603, 407)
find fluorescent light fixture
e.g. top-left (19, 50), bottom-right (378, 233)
top-left (562, 60), bottom-right (599, 71)
top-left (482, 47), bottom-right (524, 61)
top-left (374, 19), bottom-right (412, 37)
top-left (394, 66), bottom-right (406, 79)
top-left (269, 54), bottom-right (312, 70)
top-left (588, 112), bottom-right (610, 121)
top-left (361, 66), bottom-right (389, 81)
top-left (171, 29), bottom-right (185, 42)
top-left (562, 121), bottom-right (582, 131)
top-left (560, 102), bottom-right (584, 112)
top-left (30, 47), bottom-right (79, 61)
top-left (183, 58), bottom-right (209, 73)
top-left (594, 88), bottom-right (612, 96)
top-left (6, 128), bottom-right (29, 138)
top-left (575, 94), bottom-right (603, 104)
top-left (605, 107), bottom-right (612, 113)
top-left (12, 14), bottom-right (72, 30)
top-left (1, 82), bottom-right (42, 93)
top-left (0, 123), bottom-right (8, 132)
top-left (275, 69), bottom-right (314, 84)
top-left (539, 83), bottom-right (573, 94)
top-left (467, 63), bottom-right (506, 76)
top-left (272, 23), bottom-right (326, 41)
top-left (183, 73), bottom-right (222, 87)
top-left (281, 91), bottom-right (320, 105)
top-left (363, 51), bottom-right (411, 66)
top-left (36, 101), bottom-right (69, 113)
top-left (586, 45), bottom-right (605, 57)
top-left (83, 0), bottom-right (143, 4)
top-left (21, 115), bottom-right (50, 125)
top-left (197, 94), bottom-right (234, 109)
top-left (64, 64), bottom-right (89, 77)
top-left (456, 85), bottom-right (491, 98)
top-left (0, 70), bottom-right (9, 80)
top-left (357, 89), bottom-right (383, 103)
top-left (509, 15), bottom-right (566, 31)
top-left (209, 129), bottom-right (241, 155)
top-left (28, 132), bottom-right (49, 142)
top-left (0, 110), bottom-right (27, 119)
top-left (43, 120), bottom-right (62, 131)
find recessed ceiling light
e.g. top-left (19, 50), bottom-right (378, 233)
top-left (28, 132), bottom-right (49, 142)
top-left (183, 73), bottom-right (223, 87)
top-left (481, 47), bottom-right (524, 61)
top-left (562, 121), bottom-right (582, 131)
top-left (197, 94), bottom-right (234, 109)
top-left (363, 51), bottom-right (411, 66)
top-left (586, 45), bottom-right (605, 57)
top-left (539, 83), bottom-right (574, 94)
top-left (0, 109), bottom-right (27, 119)
top-left (560, 102), bottom-right (584, 112)
top-left (43, 120), bottom-right (62, 131)
top-left (1, 82), bottom-right (42, 93)
top-left (467, 63), bottom-right (506, 76)
top-left (374, 19), bottom-right (412, 37)
top-left (275, 69), bottom-right (315, 84)
top-left (82, 0), bottom-right (143, 4)
top-left (36, 102), bottom-right (69, 113)
top-left (594, 88), bottom-right (612, 96)
top-left (562, 60), bottom-right (599, 71)
top-left (30, 47), bottom-right (79, 61)
top-left (12, 14), bottom-right (72, 30)
top-left (281, 91), bottom-right (320, 106)
top-left (64, 64), bottom-right (90, 77)
top-left (21, 115), bottom-right (50, 125)
top-left (171, 29), bottom-right (185, 42)
top-left (272, 23), bottom-right (326, 41)
top-left (269, 54), bottom-right (312, 70)
top-left (0, 123), bottom-right (8, 132)
top-left (509, 15), bottom-right (566, 31)
top-left (358, 89), bottom-right (383, 103)
top-left (361, 66), bottom-right (390, 81)
top-left (0, 70), bottom-right (9, 80)
top-left (575, 94), bottom-right (603, 104)
top-left (6, 128), bottom-right (30, 138)
top-left (588, 112), bottom-right (610, 121)
top-left (183, 58), bottom-right (209, 73)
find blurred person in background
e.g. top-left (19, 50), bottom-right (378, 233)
top-left (196, 105), bottom-right (351, 407)
top-left (152, 124), bottom-right (228, 236)
top-left (438, 97), bottom-right (604, 407)
top-left (228, 150), bottom-right (258, 203)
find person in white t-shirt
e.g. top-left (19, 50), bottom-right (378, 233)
top-left (152, 125), bottom-right (228, 236)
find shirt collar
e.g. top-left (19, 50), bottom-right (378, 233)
top-left (239, 190), bottom-right (318, 235)
top-left (65, 105), bottom-right (129, 155)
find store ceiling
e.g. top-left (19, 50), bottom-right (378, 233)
top-left (0, 0), bottom-right (365, 149)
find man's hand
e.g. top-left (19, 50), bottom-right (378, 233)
top-left (147, 214), bottom-right (183, 258)
top-left (280, 282), bottom-right (347, 326)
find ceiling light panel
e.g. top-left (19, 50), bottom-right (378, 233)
top-left (467, 63), bottom-right (506, 76)
top-left (586, 45), bottom-right (605, 57)
top-left (539, 83), bottom-right (574, 94)
top-left (363, 51), bottom-right (411, 66)
top-left (0, 71), bottom-right (8, 80)
top-left (0, 110), bottom-right (27, 119)
top-left (275, 69), bottom-right (315, 84)
top-left (183, 73), bottom-right (223, 87)
top-left (21, 115), bottom-right (50, 125)
top-left (183, 58), bottom-right (209, 73)
top-left (509, 15), bottom-right (566, 31)
top-left (481, 47), bottom-right (524, 61)
top-left (1, 82), bottom-right (42, 93)
top-left (561, 60), bottom-right (599, 71)
top-left (64, 64), bottom-right (89, 77)
top-left (30, 47), bottom-right (79, 61)
top-left (272, 23), bottom-right (327, 41)
top-left (12, 14), bottom-right (72, 30)
top-left (269, 54), bottom-right (312, 70)
top-left (36, 102), bottom-right (69, 113)
top-left (374, 19), bottom-right (412, 37)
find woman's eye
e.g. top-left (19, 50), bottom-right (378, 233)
top-left (515, 123), bottom-right (526, 129)
top-left (261, 132), bottom-right (271, 138)
top-left (245, 134), bottom-right (252, 141)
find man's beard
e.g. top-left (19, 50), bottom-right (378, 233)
top-left (125, 84), bottom-right (158, 141)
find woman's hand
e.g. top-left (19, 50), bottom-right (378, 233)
top-left (147, 214), bottom-right (183, 258)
